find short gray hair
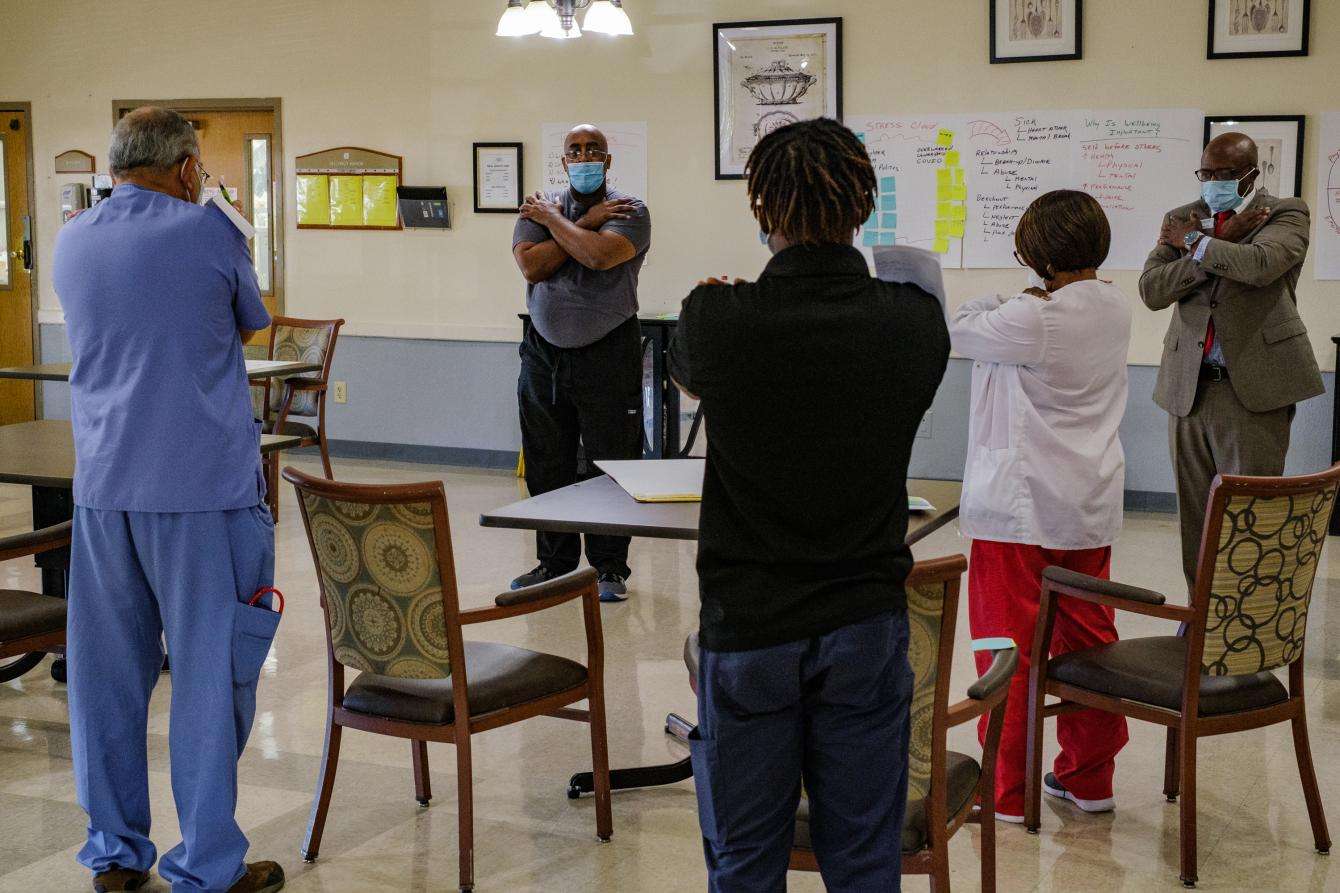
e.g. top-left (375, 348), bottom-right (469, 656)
top-left (108, 107), bottom-right (199, 176)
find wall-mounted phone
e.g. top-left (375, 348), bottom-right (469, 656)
top-left (60, 182), bottom-right (89, 222)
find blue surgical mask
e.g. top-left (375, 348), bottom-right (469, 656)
top-left (1201, 174), bottom-right (1250, 214)
top-left (758, 231), bottom-right (769, 246)
top-left (567, 161), bottom-right (606, 194)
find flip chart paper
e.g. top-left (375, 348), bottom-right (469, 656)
top-left (1316, 113), bottom-right (1340, 280)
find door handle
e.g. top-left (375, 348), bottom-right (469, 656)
top-left (20, 215), bottom-right (31, 271)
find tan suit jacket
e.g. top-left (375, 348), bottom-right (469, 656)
top-left (1139, 192), bottom-right (1322, 417)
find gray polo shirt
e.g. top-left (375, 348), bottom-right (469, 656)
top-left (512, 188), bottom-right (651, 348)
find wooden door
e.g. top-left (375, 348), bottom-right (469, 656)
top-left (0, 109), bottom-right (35, 423)
top-left (186, 110), bottom-right (278, 344)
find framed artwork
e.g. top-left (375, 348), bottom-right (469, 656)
top-left (990, 0), bottom-right (1082, 64)
top-left (473, 142), bottom-right (523, 213)
top-left (1208, 0), bottom-right (1310, 59)
top-left (1204, 115), bottom-right (1305, 198)
top-left (713, 17), bottom-right (842, 180)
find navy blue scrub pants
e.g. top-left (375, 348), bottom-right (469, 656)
top-left (67, 505), bottom-right (280, 892)
top-left (691, 611), bottom-right (911, 893)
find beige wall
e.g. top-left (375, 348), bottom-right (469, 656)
top-left (3, 0), bottom-right (1338, 365)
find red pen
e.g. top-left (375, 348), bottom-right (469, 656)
top-left (248, 586), bottom-right (285, 614)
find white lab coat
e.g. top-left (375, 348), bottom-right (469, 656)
top-left (949, 280), bottom-right (1131, 550)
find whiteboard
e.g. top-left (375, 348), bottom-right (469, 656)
top-left (541, 121), bottom-right (648, 201)
top-left (1316, 113), bottom-right (1340, 281)
top-left (848, 115), bottom-right (965, 269)
top-left (852, 108), bottom-right (1203, 271)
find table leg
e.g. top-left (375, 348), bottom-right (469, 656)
top-left (566, 711), bottom-right (696, 798)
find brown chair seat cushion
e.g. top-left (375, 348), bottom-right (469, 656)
top-left (794, 751), bottom-right (981, 855)
top-left (342, 640), bottom-right (587, 724)
top-left (262, 418), bottom-right (318, 440)
top-left (1048, 636), bottom-right (1288, 716)
top-left (0, 589), bottom-right (66, 645)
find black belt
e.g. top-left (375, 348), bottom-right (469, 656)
top-left (1199, 364), bottom-right (1229, 382)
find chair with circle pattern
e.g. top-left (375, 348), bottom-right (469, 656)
top-left (284, 467), bottom-right (612, 893)
top-left (1025, 464), bottom-right (1340, 887)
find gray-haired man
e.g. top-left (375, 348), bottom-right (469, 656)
top-left (53, 107), bottom-right (284, 893)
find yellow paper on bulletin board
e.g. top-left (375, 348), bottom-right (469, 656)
top-left (363, 175), bottom-right (398, 227)
top-left (329, 176), bottom-right (364, 227)
top-left (296, 174), bottom-right (330, 226)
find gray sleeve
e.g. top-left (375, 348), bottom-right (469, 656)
top-left (602, 201), bottom-right (651, 253)
top-left (512, 214), bottom-right (550, 247)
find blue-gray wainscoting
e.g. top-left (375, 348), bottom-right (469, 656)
top-left (37, 324), bottom-right (1336, 509)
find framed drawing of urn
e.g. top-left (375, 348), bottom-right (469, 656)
top-left (713, 18), bottom-right (842, 180)
top-left (1208, 0), bottom-right (1310, 59)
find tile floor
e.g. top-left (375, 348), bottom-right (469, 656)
top-left (2, 455), bottom-right (1337, 891)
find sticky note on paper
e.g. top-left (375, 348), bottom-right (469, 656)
top-left (881, 213), bottom-right (898, 229)
top-left (953, 168), bottom-right (965, 185)
top-left (937, 169), bottom-right (952, 188)
top-left (936, 129), bottom-right (954, 147)
top-left (880, 176), bottom-right (896, 192)
top-left (879, 231), bottom-right (895, 246)
top-left (947, 220), bottom-right (965, 238)
top-left (862, 229), bottom-right (880, 247)
top-left (932, 237), bottom-right (951, 254)
top-left (866, 213), bottom-right (878, 228)
top-left (950, 204), bottom-right (967, 221)
top-left (935, 219), bottom-right (952, 238)
top-left (949, 185), bottom-right (968, 201)
top-left (856, 132), bottom-right (866, 143)
top-left (944, 150), bottom-right (960, 166)
top-left (937, 201), bottom-right (953, 218)
top-left (880, 194), bottom-right (897, 211)
top-left (937, 185), bottom-right (953, 202)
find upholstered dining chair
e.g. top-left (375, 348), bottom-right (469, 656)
top-left (0, 522), bottom-right (71, 684)
top-left (284, 468), bottom-right (612, 893)
top-left (261, 316), bottom-right (344, 518)
top-left (682, 555), bottom-right (1017, 893)
top-left (1024, 466), bottom-right (1340, 887)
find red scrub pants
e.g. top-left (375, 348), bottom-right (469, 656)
top-left (968, 539), bottom-right (1129, 817)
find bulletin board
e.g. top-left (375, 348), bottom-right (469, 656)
top-left (295, 146), bottom-right (403, 230)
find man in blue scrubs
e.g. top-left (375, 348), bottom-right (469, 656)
top-left (53, 107), bottom-right (284, 893)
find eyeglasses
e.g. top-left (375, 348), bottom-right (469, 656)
top-left (564, 148), bottom-right (608, 162)
top-left (1194, 166), bottom-right (1252, 183)
top-left (1013, 250), bottom-right (1027, 267)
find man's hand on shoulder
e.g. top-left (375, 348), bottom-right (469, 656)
top-left (1217, 207), bottom-right (1271, 243)
top-left (519, 191), bottom-right (562, 227)
top-left (1159, 212), bottom-right (1202, 253)
top-left (577, 198), bottom-right (638, 230)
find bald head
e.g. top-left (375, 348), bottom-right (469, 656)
top-left (565, 124), bottom-right (608, 155)
top-left (1202, 132), bottom-right (1258, 173)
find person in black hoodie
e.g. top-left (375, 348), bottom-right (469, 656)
top-left (669, 117), bottom-right (949, 891)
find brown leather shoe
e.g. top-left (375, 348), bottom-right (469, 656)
top-left (227, 861), bottom-right (285, 893)
top-left (92, 868), bottom-right (151, 892)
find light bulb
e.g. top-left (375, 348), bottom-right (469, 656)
top-left (584, 0), bottom-right (633, 36)
top-left (525, 0), bottom-right (560, 32)
top-left (496, 0), bottom-right (540, 36)
top-left (540, 14), bottom-right (581, 39)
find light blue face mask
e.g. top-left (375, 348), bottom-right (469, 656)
top-left (1201, 172), bottom-right (1252, 214)
top-left (567, 161), bottom-right (606, 194)
top-left (758, 231), bottom-right (769, 246)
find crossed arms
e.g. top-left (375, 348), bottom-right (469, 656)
top-left (512, 193), bottom-right (638, 284)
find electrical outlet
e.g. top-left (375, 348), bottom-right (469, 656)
top-left (333, 381), bottom-right (347, 404)
top-left (916, 411), bottom-right (932, 439)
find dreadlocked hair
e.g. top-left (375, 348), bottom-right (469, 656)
top-left (745, 118), bottom-right (877, 247)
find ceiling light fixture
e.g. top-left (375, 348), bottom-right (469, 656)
top-left (497, 0), bottom-right (633, 40)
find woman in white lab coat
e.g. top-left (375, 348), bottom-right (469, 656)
top-left (949, 190), bottom-right (1131, 823)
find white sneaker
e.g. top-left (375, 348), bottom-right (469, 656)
top-left (1044, 772), bottom-right (1115, 813)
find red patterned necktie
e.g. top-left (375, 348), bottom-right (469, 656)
top-left (1202, 210), bottom-right (1236, 360)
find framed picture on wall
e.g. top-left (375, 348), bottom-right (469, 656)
top-left (713, 17), bottom-right (842, 180)
top-left (473, 142), bottom-right (523, 213)
top-left (1208, 0), bottom-right (1310, 59)
top-left (1204, 115), bottom-right (1305, 197)
top-left (989, 0), bottom-right (1082, 64)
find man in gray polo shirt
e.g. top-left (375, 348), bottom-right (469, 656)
top-left (511, 124), bottom-right (651, 601)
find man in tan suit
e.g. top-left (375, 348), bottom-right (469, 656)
top-left (1140, 132), bottom-right (1322, 587)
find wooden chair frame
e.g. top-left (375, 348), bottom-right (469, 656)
top-left (787, 555), bottom-right (1018, 893)
top-left (0, 521), bottom-right (72, 662)
top-left (261, 316), bottom-right (345, 518)
top-left (1024, 466), bottom-right (1339, 887)
top-left (283, 468), bottom-right (612, 893)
